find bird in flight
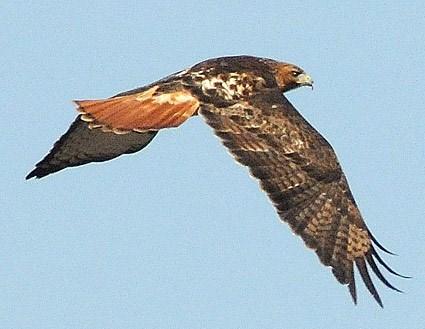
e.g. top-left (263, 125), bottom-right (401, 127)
top-left (27, 55), bottom-right (405, 306)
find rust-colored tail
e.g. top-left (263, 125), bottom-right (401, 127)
top-left (74, 86), bottom-right (199, 133)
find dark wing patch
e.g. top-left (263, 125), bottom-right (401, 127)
top-left (26, 116), bottom-right (157, 179)
top-left (199, 88), bottom-right (403, 306)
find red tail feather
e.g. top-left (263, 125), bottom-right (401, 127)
top-left (74, 86), bottom-right (199, 132)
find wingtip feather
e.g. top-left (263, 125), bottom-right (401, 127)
top-left (355, 258), bottom-right (384, 307)
top-left (371, 249), bottom-right (410, 279)
top-left (25, 170), bottom-right (36, 180)
top-left (348, 284), bottom-right (357, 305)
top-left (366, 253), bottom-right (403, 293)
top-left (25, 167), bottom-right (52, 180)
top-left (367, 229), bottom-right (396, 255)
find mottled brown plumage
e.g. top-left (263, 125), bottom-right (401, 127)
top-left (27, 55), bottom-right (405, 306)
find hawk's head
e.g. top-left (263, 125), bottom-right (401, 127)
top-left (267, 61), bottom-right (314, 93)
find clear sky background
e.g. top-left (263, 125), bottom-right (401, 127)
top-left (1, 1), bottom-right (424, 328)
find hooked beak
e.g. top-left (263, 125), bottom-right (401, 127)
top-left (296, 73), bottom-right (314, 89)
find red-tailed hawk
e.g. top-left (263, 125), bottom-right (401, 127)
top-left (27, 55), bottom-right (406, 306)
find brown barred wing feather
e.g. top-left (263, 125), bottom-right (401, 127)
top-left (199, 88), bottom-right (402, 306)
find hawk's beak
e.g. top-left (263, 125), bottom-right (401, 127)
top-left (296, 73), bottom-right (314, 89)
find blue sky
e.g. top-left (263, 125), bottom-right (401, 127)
top-left (2, 1), bottom-right (424, 328)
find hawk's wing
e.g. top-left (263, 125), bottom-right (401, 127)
top-left (26, 116), bottom-right (157, 179)
top-left (199, 88), bottom-right (404, 306)
top-left (26, 78), bottom-right (200, 179)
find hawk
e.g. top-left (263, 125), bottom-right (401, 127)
top-left (27, 55), bottom-right (405, 306)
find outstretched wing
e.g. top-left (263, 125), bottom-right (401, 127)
top-left (26, 116), bottom-right (157, 179)
top-left (199, 88), bottom-right (404, 306)
top-left (27, 76), bottom-right (200, 179)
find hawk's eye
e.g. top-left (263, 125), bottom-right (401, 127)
top-left (291, 71), bottom-right (301, 77)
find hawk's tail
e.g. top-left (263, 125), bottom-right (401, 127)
top-left (74, 86), bottom-right (199, 133)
